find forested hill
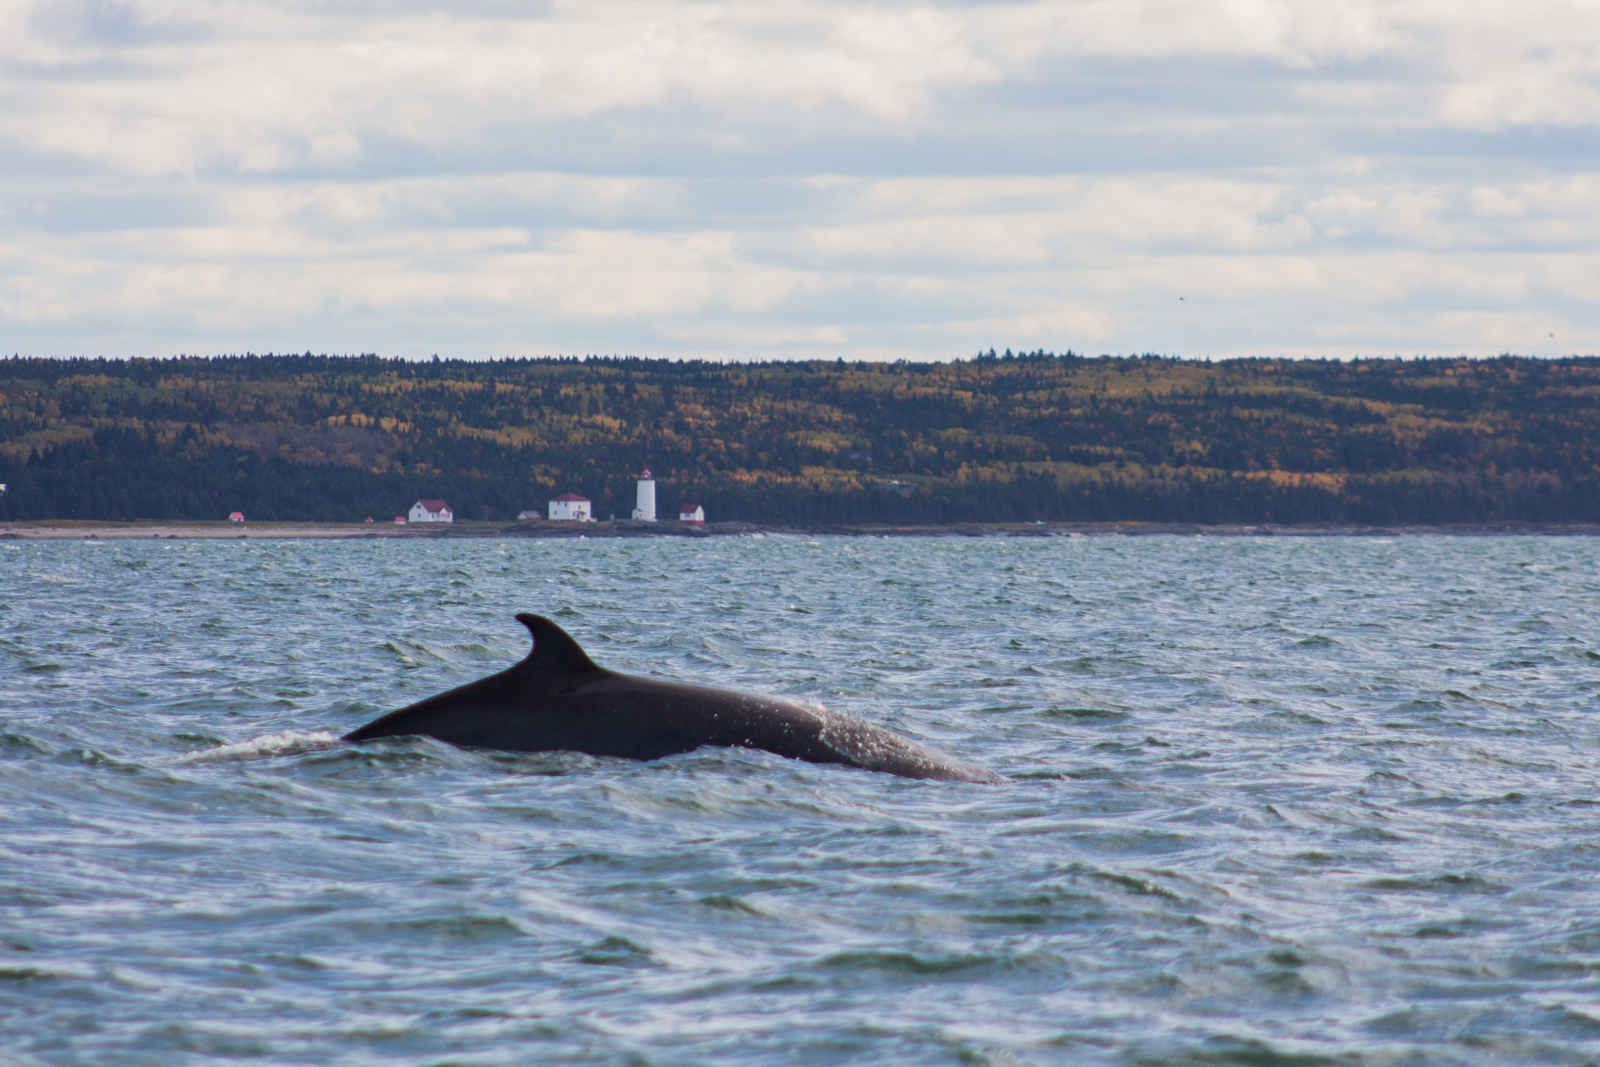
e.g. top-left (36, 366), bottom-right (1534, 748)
top-left (2, 352), bottom-right (1598, 525)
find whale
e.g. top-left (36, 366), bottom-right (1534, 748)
top-left (344, 613), bottom-right (1000, 783)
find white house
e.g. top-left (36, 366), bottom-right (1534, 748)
top-left (408, 499), bottom-right (453, 523)
top-left (548, 493), bottom-right (592, 521)
top-left (631, 468), bottom-right (657, 522)
top-left (678, 503), bottom-right (705, 524)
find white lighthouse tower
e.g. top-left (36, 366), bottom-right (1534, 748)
top-left (632, 468), bottom-right (657, 522)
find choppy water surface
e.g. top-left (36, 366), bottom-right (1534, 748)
top-left (4, 535), bottom-right (1600, 1065)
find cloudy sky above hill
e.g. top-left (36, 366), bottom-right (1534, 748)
top-left (3, 0), bottom-right (1597, 360)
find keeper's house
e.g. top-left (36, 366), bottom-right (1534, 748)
top-left (548, 493), bottom-right (592, 521)
top-left (408, 499), bottom-right (453, 523)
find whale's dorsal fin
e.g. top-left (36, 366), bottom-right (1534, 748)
top-left (515, 613), bottom-right (601, 676)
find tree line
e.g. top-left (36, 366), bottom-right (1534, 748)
top-left (1, 351), bottom-right (1597, 524)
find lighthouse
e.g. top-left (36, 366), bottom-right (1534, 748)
top-left (632, 468), bottom-right (657, 522)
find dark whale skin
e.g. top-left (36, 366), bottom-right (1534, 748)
top-left (344, 614), bottom-right (999, 783)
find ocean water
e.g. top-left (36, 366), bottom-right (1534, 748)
top-left (4, 534), bottom-right (1600, 1065)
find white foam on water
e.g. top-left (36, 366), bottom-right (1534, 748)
top-left (176, 730), bottom-right (342, 763)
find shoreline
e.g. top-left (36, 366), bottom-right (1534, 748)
top-left (5, 519), bottom-right (1600, 541)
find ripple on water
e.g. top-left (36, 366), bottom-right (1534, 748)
top-left (5, 535), bottom-right (1600, 1063)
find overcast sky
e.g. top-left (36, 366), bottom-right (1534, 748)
top-left (3, 1), bottom-right (1597, 360)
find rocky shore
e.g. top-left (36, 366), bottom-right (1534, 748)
top-left (5, 519), bottom-right (1600, 540)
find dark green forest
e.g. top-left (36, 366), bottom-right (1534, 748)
top-left (2, 351), bottom-right (1598, 524)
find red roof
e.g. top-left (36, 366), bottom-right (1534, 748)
top-left (553, 493), bottom-right (590, 503)
top-left (679, 503), bottom-right (701, 512)
top-left (416, 499), bottom-right (449, 511)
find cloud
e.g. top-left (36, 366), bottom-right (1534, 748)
top-left (26, 0), bottom-right (208, 48)
top-left (1, 0), bottom-right (1598, 358)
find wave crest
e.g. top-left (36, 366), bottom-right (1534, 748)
top-left (177, 731), bottom-right (342, 763)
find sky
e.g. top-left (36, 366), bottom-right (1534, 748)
top-left (3, 0), bottom-right (1598, 361)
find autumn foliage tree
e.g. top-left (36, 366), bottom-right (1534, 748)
top-left (1, 351), bottom-right (1597, 524)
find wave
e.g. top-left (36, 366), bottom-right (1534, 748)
top-left (176, 730), bottom-right (342, 763)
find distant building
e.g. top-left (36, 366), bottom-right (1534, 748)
top-left (228, 511), bottom-right (245, 524)
top-left (548, 493), bottom-right (592, 521)
top-left (516, 509), bottom-right (541, 521)
top-left (632, 468), bottom-right (657, 522)
top-left (393, 516), bottom-right (407, 524)
top-left (678, 504), bottom-right (705, 525)
top-left (408, 499), bottom-right (453, 523)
